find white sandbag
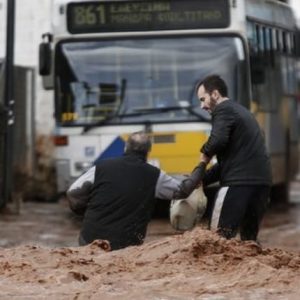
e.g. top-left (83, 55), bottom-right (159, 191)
top-left (170, 187), bottom-right (207, 231)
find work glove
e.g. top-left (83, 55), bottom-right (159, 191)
top-left (173, 162), bottom-right (207, 199)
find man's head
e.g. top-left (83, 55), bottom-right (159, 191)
top-left (196, 75), bottom-right (228, 114)
top-left (124, 131), bottom-right (152, 158)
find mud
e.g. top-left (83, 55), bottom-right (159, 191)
top-left (0, 228), bottom-right (299, 299)
top-left (0, 181), bottom-right (299, 299)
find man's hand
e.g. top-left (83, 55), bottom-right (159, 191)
top-left (200, 153), bottom-right (211, 164)
top-left (67, 196), bottom-right (88, 216)
top-left (173, 162), bottom-right (207, 199)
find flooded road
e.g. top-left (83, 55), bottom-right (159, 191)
top-left (0, 180), bottom-right (299, 299)
top-left (259, 183), bottom-right (300, 252)
top-left (0, 181), bottom-right (300, 251)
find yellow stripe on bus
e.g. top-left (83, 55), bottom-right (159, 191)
top-left (149, 131), bottom-right (209, 174)
top-left (121, 131), bottom-right (209, 174)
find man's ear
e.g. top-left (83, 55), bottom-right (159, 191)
top-left (212, 89), bottom-right (220, 99)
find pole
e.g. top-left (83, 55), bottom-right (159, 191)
top-left (0, 0), bottom-right (16, 208)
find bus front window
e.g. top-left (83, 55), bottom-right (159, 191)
top-left (55, 36), bottom-right (248, 125)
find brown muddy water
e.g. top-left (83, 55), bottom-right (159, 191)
top-left (0, 181), bottom-right (299, 299)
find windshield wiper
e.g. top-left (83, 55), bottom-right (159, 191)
top-left (82, 109), bottom-right (159, 133)
top-left (82, 111), bottom-right (118, 133)
top-left (133, 105), bottom-right (210, 121)
top-left (82, 105), bottom-right (210, 134)
top-left (133, 106), bottom-right (185, 113)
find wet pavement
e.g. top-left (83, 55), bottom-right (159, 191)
top-left (0, 180), bottom-right (300, 252)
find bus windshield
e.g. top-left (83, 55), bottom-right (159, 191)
top-left (55, 36), bottom-right (248, 125)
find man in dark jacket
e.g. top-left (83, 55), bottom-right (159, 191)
top-left (67, 131), bottom-right (181, 250)
top-left (195, 74), bottom-right (272, 241)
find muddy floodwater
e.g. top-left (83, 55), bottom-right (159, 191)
top-left (0, 181), bottom-right (299, 299)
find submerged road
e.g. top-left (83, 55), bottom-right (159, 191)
top-left (0, 180), bottom-right (300, 252)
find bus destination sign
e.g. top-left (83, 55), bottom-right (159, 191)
top-left (67, 0), bottom-right (230, 34)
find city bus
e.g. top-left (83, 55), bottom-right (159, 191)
top-left (39, 0), bottom-right (299, 202)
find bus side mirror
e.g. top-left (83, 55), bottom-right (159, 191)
top-left (39, 33), bottom-right (53, 76)
top-left (39, 42), bottom-right (52, 76)
top-left (250, 55), bottom-right (265, 85)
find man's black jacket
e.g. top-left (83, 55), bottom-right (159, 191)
top-left (81, 154), bottom-right (160, 250)
top-left (67, 153), bottom-right (180, 250)
top-left (201, 100), bottom-right (272, 186)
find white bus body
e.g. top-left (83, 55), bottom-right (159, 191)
top-left (39, 0), bottom-right (299, 201)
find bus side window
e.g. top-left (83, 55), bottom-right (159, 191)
top-left (268, 28), bottom-right (275, 67)
top-left (247, 21), bottom-right (257, 54)
top-left (272, 28), bottom-right (278, 52)
top-left (256, 25), bottom-right (266, 57)
top-left (292, 33), bottom-right (299, 57)
top-left (291, 33), bottom-right (296, 56)
top-left (262, 26), bottom-right (268, 57)
top-left (286, 32), bottom-right (292, 56)
top-left (282, 31), bottom-right (288, 54)
top-left (277, 30), bottom-right (283, 53)
top-left (250, 24), bottom-right (266, 85)
top-left (285, 32), bottom-right (297, 94)
top-left (262, 26), bottom-right (272, 66)
top-left (255, 24), bottom-right (261, 55)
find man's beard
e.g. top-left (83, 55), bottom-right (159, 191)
top-left (209, 96), bottom-right (218, 112)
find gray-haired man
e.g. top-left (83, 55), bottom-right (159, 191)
top-left (67, 131), bottom-right (181, 250)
